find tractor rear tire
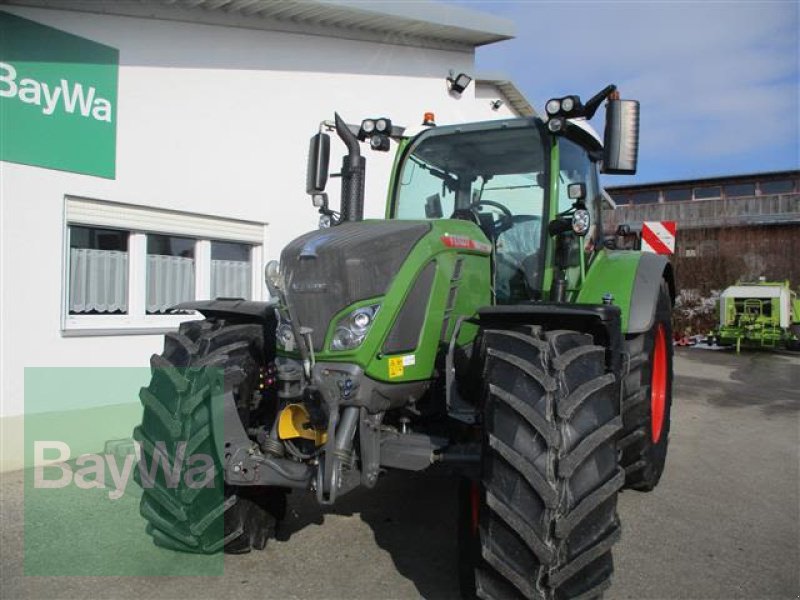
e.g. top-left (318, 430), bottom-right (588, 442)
top-left (133, 318), bottom-right (285, 553)
top-left (618, 280), bottom-right (673, 491)
top-left (461, 327), bottom-right (624, 599)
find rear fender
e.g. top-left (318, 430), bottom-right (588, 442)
top-left (477, 303), bottom-right (623, 374)
top-left (577, 250), bottom-right (675, 335)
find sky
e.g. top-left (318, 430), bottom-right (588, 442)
top-left (451, 0), bottom-right (799, 185)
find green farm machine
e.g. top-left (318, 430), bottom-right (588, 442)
top-left (134, 86), bottom-right (675, 598)
top-left (713, 280), bottom-right (800, 352)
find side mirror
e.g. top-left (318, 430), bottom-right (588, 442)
top-left (603, 99), bottom-right (639, 175)
top-left (306, 132), bottom-right (330, 194)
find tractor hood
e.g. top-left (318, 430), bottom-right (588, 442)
top-left (280, 221), bottom-right (431, 350)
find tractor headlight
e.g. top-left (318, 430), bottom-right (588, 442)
top-left (331, 304), bottom-right (380, 351)
top-left (276, 310), bottom-right (296, 352)
top-left (264, 260), bottom-right (283, 297)
top-left (561, 96), bottom-right (575, 112)
top-left (572, 209), bottom-right (591, 235)
top-left (545, 98), bottom-right (561, 116)
top-left (361, 119), bottom-right (375, 134)
top-left (547, 117), bottom-right (564, 133)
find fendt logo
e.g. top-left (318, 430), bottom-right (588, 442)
top-left (0, 10), bottom-right (118, 178)
top-left (0, 61), bottom-right (113, 122)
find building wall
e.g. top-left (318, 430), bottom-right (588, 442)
top-left (0, 4), bottom-right (519, 434)
top-left (672, 225), bottom-right (800, 292)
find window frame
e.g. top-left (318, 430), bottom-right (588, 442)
top-left (61, 197), bottom-right (267, 337)
top-left (758, 179), bottom-right (796, 196)
top-left (693, 186), bottom-right (721, 200)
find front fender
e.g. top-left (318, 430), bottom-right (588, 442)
top-left (174, 299), bottom-right (277, 324)
top-left (577, 250), bottom-right (675, 334)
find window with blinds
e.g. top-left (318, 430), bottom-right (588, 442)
top-left (69, 226), bottom-right (129, 314)
top-left (63, 197), bottom-right (265, 334)
top-left (211, 241), bottom-right (252, 300)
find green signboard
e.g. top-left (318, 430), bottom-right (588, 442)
top-left (0, 10), bottom-right (118, 178)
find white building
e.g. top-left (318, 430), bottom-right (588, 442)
top-left (0, 0), bottom-right (534, 470)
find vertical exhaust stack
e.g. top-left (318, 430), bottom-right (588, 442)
top-left (334, 112), bottom-right (365, 222)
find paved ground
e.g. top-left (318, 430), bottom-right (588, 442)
top-left (2, 348), bottom-right (798, 599)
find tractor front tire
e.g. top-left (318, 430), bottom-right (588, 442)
top-left (133, 318), bottom-right (284, 553)
top-left (619, 280), bottom-right (674, 491)
top-left (462, 327), bottom-right (624, 599)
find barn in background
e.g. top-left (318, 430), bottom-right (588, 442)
top-left (604, 170), bottom-right (800, 334)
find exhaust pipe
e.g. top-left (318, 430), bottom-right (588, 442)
top-left (334, 112), bottom-right (365, 222)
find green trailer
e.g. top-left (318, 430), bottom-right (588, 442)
top-left (715, 280), bottom-right (800, 352)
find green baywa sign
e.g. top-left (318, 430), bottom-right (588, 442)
top-left (0, 10), bottom-right (118, 178)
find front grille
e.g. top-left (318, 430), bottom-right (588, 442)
top-left (281, 221), bottom-right (431, 350)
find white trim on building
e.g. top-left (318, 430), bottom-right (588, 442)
top-left (3, 0), bottom-right (515, 50)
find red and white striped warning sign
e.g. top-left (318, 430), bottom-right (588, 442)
top-left (641, 221), bottom-right (676, 255)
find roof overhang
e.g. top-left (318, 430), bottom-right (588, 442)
top-left (4, 0), bottom-right (515, 51)
top-left (476, 73), bottom-right (536, 117)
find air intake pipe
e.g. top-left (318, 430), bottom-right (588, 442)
top-left (334, 112), bottom-right (365, 222)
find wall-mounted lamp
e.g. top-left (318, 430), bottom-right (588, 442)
top-left (490, 99), bottom-right (504, 110)
top-left (447, 70), bottom-right (472, 95)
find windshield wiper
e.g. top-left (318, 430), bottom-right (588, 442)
top-left (409, 155), bottom-right (458, 190)
top-left (482, 184), bottom-right (539, 192)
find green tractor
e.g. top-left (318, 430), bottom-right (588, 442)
top-left (134, 85), bottom-right (675, 598)
top-left (714, 279), bottom-right (800, 352)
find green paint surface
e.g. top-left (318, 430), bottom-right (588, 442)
top-left (311, 219), bottom-right (491, 382)
top-left (0, 11), bottom-right (118, 178)
top-left (577, 249), bottom-right (641, 332)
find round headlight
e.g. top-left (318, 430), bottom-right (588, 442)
top-left (352, 311), bottom-right (371, 332)
top-left (375, 118), bottom-right (388, 133)
top-left (264, 260), bottom-right (282, 293)
top-left (548, 118), bottom-right (564, 133)
top-left (361, 119), bottom-right (375, 134)
top-left (572, 209), bottom-right (591, 235)
top-left (561, 96), bottom-right (575, 112)
top-left (545, 99), bottom-right (561, 115)
top-left (330, 303), bottom-right (380, 351)
top-left (331, 327), bottom-right (359, 351)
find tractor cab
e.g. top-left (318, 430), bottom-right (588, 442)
top-left (389, 117), bottom-right (609, 304)
top-left (303, 85), bottom-right (639, 307)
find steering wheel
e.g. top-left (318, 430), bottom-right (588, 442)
top-left (470, 200), bottom-right (513, 234)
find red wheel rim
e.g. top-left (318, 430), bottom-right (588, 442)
top-left (470, 482), bottom-right (480, 535)
top-left (651, 323), bottom-right (668, 444)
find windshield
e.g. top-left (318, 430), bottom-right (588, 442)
top-left (393, 124), bottom-right (548, 303)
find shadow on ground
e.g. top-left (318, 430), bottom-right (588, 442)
top-left (277, 467), bottom-right (462, 599)
top-left (674, 348), bottom-right (800, 415)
